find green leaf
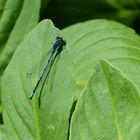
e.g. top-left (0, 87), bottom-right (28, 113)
top-left (70, 60), bottom-right (140, 140)
top-left (0, 0), bottom-right (41, 89)
top-left (0, 0), bottom-right (41, 117)
top-left (62, 19), bottom-right (140, 98)
top-left (0, 0), bottom-right (6, 19)
top-left (106, 0), bottom-right (140, 9)
top-left (0, 126), bottom-right (7, 140)
top-left (0, 0), bottom-right (23, 44)
top-left (0, 20), bottom-right (75, 139)
top-left (108, 57), bottom-right (140, 92)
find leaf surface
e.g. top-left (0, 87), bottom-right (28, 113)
top-left (62, 19), bottom-right (140, 98)
top-left (0, 0), bottom-right (41, 101)
top-left (70, 60), bottom-right (140, 140)
top-left (1, 20), bottom-right (75, 140)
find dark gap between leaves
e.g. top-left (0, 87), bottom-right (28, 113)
top-left (67, 100), bottom-right (77, 140)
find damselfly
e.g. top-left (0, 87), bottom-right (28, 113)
top-left (29, 36), bottom-right (66, 100)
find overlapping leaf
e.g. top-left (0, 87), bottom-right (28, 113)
top-left (70, 60), bottom-right (140, 140)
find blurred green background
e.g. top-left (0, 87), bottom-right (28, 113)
top-left (40, 0), bottom-right (140, 33)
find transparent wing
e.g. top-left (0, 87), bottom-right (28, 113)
top-left (26, 47), bottom-right (52, 78)
top-left (38, 52), bottom-right (59, 107)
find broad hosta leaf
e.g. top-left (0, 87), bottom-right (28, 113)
top-left (0, 20), bottom-right (75, 139)
top-left (0, 0), bottom-right (40, 71)
top-left (0, 126), bottom-right (7, 140)
top-left (70, 60), bottom-right (140, 140)
top-left (0, 0), bottom-right (6, 19)
top-left (108, 57), bottom-right (140, 91)
top-left (0, 0), bottom-right (41, 99)
top-left (0, 0), bottom-right (23, 44)
top-left (62, 19), bottom-right (140, 98)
